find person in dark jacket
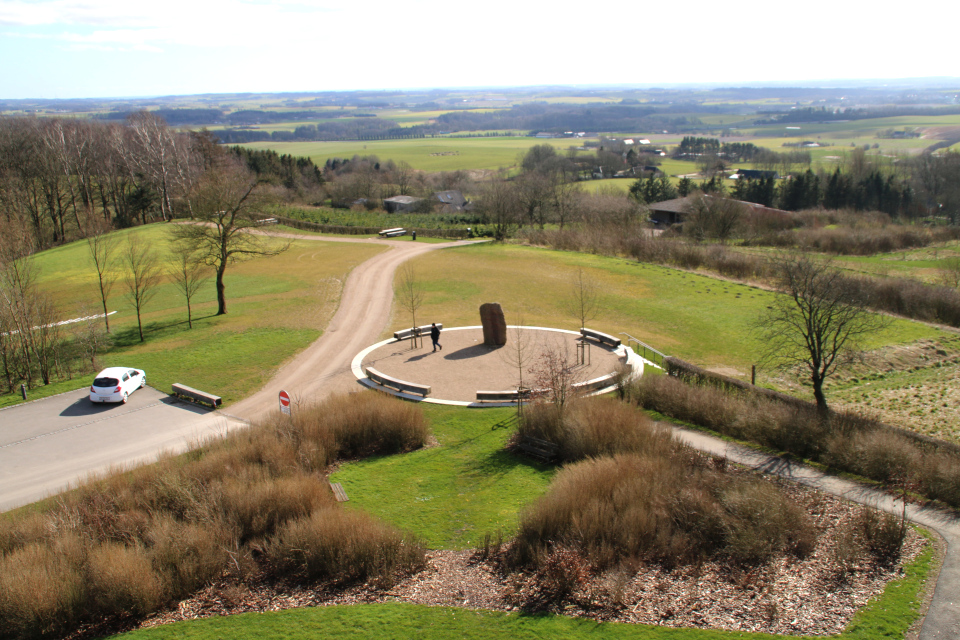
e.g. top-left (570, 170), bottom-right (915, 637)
top-left (430, 323), bottom-right (442, 352)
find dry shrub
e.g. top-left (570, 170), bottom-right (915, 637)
top-left (265, 507), bottom-right (425, 586)
top-left (86, 542), bottom-right (164, 617)
top-left (629, 373), bottom-right (960, 508)
top-left (856, 507), bottom-right (905, 562)
top-left (0, 540), bottom-right (85, 640)
top-left (146, 516), bottom-right (235, 598)
top-left (0, 391), bottom-right (429, 640)
top-left (219, 471), bottom-right (334, 542)
top-left (292, 391), bottom-right (428, 460)
top-left (508, 452), bottom-right (813, 573)
top-left (519, 397), bottom-right (673, 462)
top-left (720, 480), bottom-right (815, 563)
top-left (823, 430), bottom-right (920, 483)
top-left (918, 451), bottom-right (960, 507)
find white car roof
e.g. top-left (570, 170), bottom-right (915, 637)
top-left (96, 367), bottom-right (137, 377)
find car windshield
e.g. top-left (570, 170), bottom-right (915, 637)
top-left (93, 377), bottom-right (119, 387)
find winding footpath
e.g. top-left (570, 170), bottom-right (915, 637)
top-left (225, 232), bottom-right (957, 639)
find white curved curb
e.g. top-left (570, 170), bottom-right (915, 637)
top-left (351, 326), bottom-right (645, 407)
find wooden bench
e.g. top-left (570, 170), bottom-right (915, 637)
top-left (573, 372), bottom-right (618, 393)
top-left (394, 323), bottom-right (443, 341)
top-left (330, 482), bottom-right (349, 502)
top-left (365, 367), bottom-right (431, 397)
top-left (378, 227), bottom-right (406, 238)
top-left (517, 435), bottom-right (559, 462)
top-left (580, 328), bottom-right (622, 348)
top-left (171, 383), bottom-right (222, 408)
top-left (476, 389), bottom-right (534, 403)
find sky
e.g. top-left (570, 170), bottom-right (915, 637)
top-left (0, 0), bottom-right (957, 99)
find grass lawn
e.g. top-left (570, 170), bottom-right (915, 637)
top-left (106, 538), bottom-right (934, 640)
top-left (392, 243), bottom-right (941, 373)
top-left (331, 404), bottom-right (553, 549)
top-left (0, 224), bottom-right (385, 408)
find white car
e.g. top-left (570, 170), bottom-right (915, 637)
top-left (89, 367), bottom-right (146, 404)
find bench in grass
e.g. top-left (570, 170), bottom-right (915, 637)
top-left (365, 367), bottom-right (431, 397)
top-left (517, 435), bottom-right (559, 462)
top-left (580, 327), bottom-right (622, 348)
top-left (394, 323), bottom-right (442, 341)
top-left (378, 227), bottom-right (406, 238)
top-left (171, 383), bottom-right (222, 408)
top-left (330, 482), bottom-right (349, 502)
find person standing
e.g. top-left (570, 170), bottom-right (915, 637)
top-left (430, 323), bottom-right (442, 352)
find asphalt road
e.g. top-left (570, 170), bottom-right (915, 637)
top-left (0, 387), bottom-right (242, 511)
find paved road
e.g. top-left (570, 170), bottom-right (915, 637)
top-left (0, 387), bottom-right (237, 511)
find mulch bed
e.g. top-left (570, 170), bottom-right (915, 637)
top-left (107, 482), bottom-right (926, 639)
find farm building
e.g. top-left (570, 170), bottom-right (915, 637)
top-left (734, 169), bottom-right (779, 180)
top-left (383, 195), bottom-right (423, 213)
top-left (648, 196), bottom-right (790, 226)
top-left (433, 190), bottom-right (472, 213)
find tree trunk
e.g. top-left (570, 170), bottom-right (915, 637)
top-left (216, 266), bottom-right (227, 315)
top-left (812, 374), bottom-right (829, 414)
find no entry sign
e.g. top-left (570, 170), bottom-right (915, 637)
top-left (279, 390), bottom-right (291, 415)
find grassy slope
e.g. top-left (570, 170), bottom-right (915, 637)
top-left (0, 225), bottom-right (385, 408)
top-left (332, 405), bottom-right (552, 549)
top-left (108, 541), bottom-right (934, 640)
top-left (392, 243), bottom-right (939, 372)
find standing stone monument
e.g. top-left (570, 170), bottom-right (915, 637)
top-left (479, 303), bottom-right (507, 346)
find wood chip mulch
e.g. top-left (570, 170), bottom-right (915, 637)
top-left (111, 482), bottom-right (926, 639)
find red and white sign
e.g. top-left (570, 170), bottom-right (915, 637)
top-left (279, 390), bottom-right (291, 415)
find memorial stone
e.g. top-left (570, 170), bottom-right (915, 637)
top-left (479, 303), bottom-right (507, 346)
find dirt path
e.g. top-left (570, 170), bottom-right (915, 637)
top-left (227, 236), bottom-right (478, 423)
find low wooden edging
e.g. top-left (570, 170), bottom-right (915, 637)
top-left (171, 383), bottom-right (222, 408)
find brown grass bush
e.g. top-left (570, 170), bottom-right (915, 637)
top-left (291, 391), bottom-right (428, 460)
top-left (0, 391), bottom-right (430, 640)
top-left (86, 542), bottom-right (164, 617)
top-left (219, 470), bottom-right (334, 542)
top-left (508, 452), bottom-right (813, 573)
top-left (0, 540), bottom-right (85, 640)
top-left (628, 373), bottom-right (960, 509)
top-left (265, 507), bottom-right (425, 586)
top-left (856, 507), bottom-right (905, 562)
top-left (520, 397), bottom-right (675, 462)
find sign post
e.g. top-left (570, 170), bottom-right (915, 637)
top-left (279, 390), bottom-right (291, 416)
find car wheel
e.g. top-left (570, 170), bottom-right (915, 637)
top-left (140, 378), bottom-right (145, 389)
top-left (122, 392), bottom-right (128, 404)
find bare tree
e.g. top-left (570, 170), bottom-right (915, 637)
top-left (530, 338), bottom-right (582, 414)
top-left (86, 219), bottom-right (117, 332)
top-left (123, 234), bottom-right (162, 342)
top-left (566, 266), bottom-right (600, 331)
top-left (396, 263), bottom-right (425, 348)
top-left (168, 241), bottom-right (209, 329)
top-left (759, 255), bottom-right (887, 413)
top-left (477, 173), bottom-right (520, 242)
top-left (172, 155), bottom-right (288, 315)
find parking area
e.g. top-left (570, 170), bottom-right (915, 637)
top-left (0, 387), bottom-right (244, 512)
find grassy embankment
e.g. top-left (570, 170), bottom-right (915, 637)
top-left (0, 224), bottom-right (385, 408)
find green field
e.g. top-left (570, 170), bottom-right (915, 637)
top-left (237, 137), bottom-right (589, 172)
top-left (393, 243), bottom-right (941, 371)
top-left (0, 225), bottom-right (385, 408)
